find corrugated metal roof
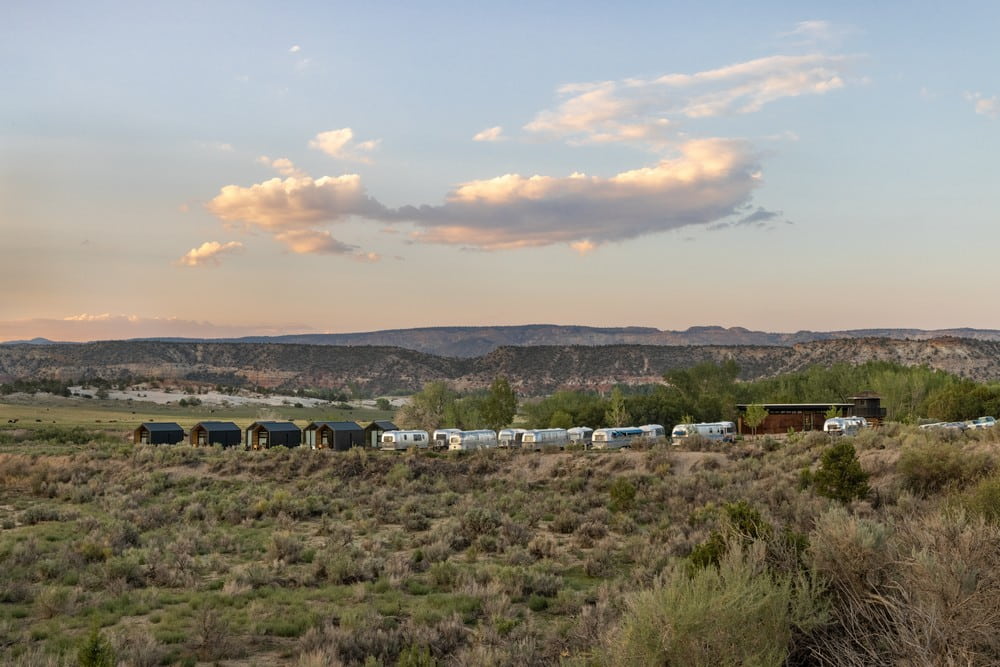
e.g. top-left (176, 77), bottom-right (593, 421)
top-left (249, 421), bottom-right (301, 432)
top-left (369, 420), bottom-right (398, 430)
top-left (308, 421), bottom-right (362, 431)
top-left (193, 421), bottom-right (241, 431)
top-left (139, 422), bottom-right (183, 432)
top-left (735, 403), bottom-right (852, 410)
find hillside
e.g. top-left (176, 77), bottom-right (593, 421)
top-left (14, 324), bottom-right (1000, 357)
top-left (2, 337), bottom-right (999, 396)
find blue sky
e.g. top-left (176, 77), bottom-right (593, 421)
top-left (2, 2), bottom-right (999, 341)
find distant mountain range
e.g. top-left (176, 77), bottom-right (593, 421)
top-left (1, 336), bottom-right (999, 396)
top-left (7, 325), bottom-right (1000, 358)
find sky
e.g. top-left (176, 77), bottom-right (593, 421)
top-left (2, 1), bottom-right (999, 341)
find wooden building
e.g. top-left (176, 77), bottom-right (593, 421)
top-left (364, 420), bottom-right (398, 448)
top-left (304, 421), bottom-right (364, 451)
top-left (190, 421), bottom-right (241, 448)
top-left (736, 394), bottom-right (886, 435)
top-left (849, 392), bottom-right (888, 424)
top-left (134, 422), bottom-right (184, 445)
top-left (245, 421), bottom-right (302, 450)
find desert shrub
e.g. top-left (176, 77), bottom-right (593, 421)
top-left (112, 627), bottom-right (163, 667)
top-left (297, 613), bottom-right (466, 665)
top-left (957, 474), bottom-right (1000, 524)
top-left (193, 606), bottom-right (238, 661)
top-left (806, 507), bottom-right (1000, 665)
top-left (499, 518), bottom-right (532, 548)
top-left (460, 508), bottom-right (501, 539)
top-left (78, 626), bottom-right (116, 667)
top-left (318, 548), bottom-right (381, 585)
top-left (584, 542), bottom-right (617, 577)
top-left (608, 477), bottom-right (637, 512)
top-left (898, 444), bottom-right (994, 496)
top-left (269, 532), bottom-right (305, 564)
top-left (550, 510), bottom-right (580, 535)
top-left (396, 645), bottom-right (437, 666)
top-left (19, 506), bottom-right (62, 525)
top-left (527, 535), bottom-right (556, 560)
top-left (608, 541), bottom-right (825, 666)
top-left (811, 442), bottom-right (870, 503)
top-left (688, 501), bottom-right (773, 571)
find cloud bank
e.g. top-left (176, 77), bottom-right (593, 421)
top-left (206, 138), bottom-right (764, 252)
top-left (201, 47), bottom-right (852, 256)
top-left (0, 315), bottom-right (313, 343)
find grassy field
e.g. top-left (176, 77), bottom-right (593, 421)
top-left (4, 401), bottom-right (1000, 665)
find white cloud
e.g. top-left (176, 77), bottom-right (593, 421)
top-left (393, 138), bottom-right (762, 249)
top-left (473, 126), bottom-right (505, 142)
top-left (524, 54), bottom-right (853, 148)
top-left (256, 155), bottom-right (306, 178)
top-left (966, 92), bottom-right (999, 119)
top-left (308, 128), bottom-right (380, 162)
top-left (64, 313), bottom-right (127, 322)
top-left (273, 229), bottom-right (360, 256)
top-left (176, 241), bottom-right (244, 267)
top-left (208, 174), bottom-right (387, 229)
top-left (207, 139), bottom-right (770, 253)
top-left (205, 174), bottom-right (386, 259)
top-left (289, 45), bottom-right (301, 53)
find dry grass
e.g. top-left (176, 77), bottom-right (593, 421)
top-left (1, 422), bottom-right (999, 664)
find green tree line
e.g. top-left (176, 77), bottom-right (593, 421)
top-left (405, 362), bottom-right (1000, 432)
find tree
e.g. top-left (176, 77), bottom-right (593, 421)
top-left (549, 409), bottom-right (574, 429)
top-left (396, 381), bottom-right (456, 432)
top-left (605, 387), bottom-right (631, 427)
top-left (743, 404), bottom-right (768, 440)
top-left (811, 442), bottom-right (870, 503)
top-left (481, 376), bottom-right (518, 431)
top-left (664, 360), bottom-right (740, 422)
top-left (824, 405), bottom-right (842, 419)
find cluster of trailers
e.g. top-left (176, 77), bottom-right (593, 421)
top-left (134, 414), bottom-right (900, 451)
top-left (919, 416), bottom-right (997, 432)
top-left (134, 420), bottom-right (717, 451)
top-left (382, 425), bottom-right (673, 452)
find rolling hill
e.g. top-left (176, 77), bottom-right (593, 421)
top-left (1, 336), bottom-right (998, 396)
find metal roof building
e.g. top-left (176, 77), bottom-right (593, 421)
top-left (133, 422), bottom-right (185, 445)
top-left (245, 421), bottom-right (302, 450)
top-left (364, 420), bottom-right (399, 448)
top-left (735, 394), bottom-right (885, 435)
top-left (190, 421), bottom-right (242, 448)
top-left (304, 421), bottom-right (364, 451)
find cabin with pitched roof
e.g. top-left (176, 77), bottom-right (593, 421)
top-left (364, 420), bottom-right (399, 448)
top-left (134, 422), bottom-right (184, 445)
top-left (245, 421), bottom-right (302, 450)
top-left (304, 421), bottom-right (364, 450)
top-left (190, 421), bottom-right (242, 448)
